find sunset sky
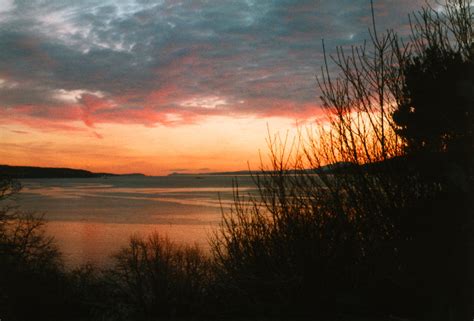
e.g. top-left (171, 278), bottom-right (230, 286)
top-left (1, 0), bottom-right (428, 175)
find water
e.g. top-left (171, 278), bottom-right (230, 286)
top-left (16, 175), bottom-right (256, 267)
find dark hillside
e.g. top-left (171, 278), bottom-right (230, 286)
top-left (0, 165), bottom-right (145, 178)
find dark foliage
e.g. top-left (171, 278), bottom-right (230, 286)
top-left (1, 1), bottom-right (472, 321)
top-left (393, 47), bottom-right (474, 156)
top-left (0, 179), bottom-right (69, 320)
top-left (211, 1), bottom-right (473, 320)
top-left (102, 234), bottom-right (213, 320)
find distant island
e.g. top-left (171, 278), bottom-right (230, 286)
top-left (168, 170), bottom-right (256, 176)
top-left (168, 157), bottom-right (418, 177)
top-left (0, 165), bottom-right (146, 179)
top-left (168, 162), bottom-right (358, 176)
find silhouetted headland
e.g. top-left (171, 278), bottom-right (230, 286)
top-left (0, 165), bottom-right (146, 179)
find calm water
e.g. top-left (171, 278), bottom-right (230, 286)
top-left (17, 175), bottom-right (256, 267)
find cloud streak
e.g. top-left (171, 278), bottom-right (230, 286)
top-left (0, 0), bottom-right (427, 132)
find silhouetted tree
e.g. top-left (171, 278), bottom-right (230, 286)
top-left (393, 3), bottom-right (473, 320)
top-left (213, 1), bottom-right (473, 320)
top-left (105, 233), bottom-right (213, 320)
top-left (0, 178), bottom-right (78, 321)
top-left (393, 0), bottom-right (473, 160)
top-left (394, 47), bottom-right (473, 155)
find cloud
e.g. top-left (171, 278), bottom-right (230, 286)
top-left (0, 0), bottom-right (15, 15)
top-left (0, 0), bottom-right (430, 131)
top-left (10, 129), bottom-right (29, 134)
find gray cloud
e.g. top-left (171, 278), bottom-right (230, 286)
top-left (0, 0), bottom-right (428, 128)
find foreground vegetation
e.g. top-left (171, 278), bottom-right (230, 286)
top-left (1, 1), bottom-right (472, 320)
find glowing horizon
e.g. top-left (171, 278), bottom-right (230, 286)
top-left (2, 116), bottom-right (308, 176)
top-left (0, 0), bottom-right (426, 175)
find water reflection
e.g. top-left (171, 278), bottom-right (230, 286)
top-left (18, 176), bottom-right (256, 267)
top-left (46, 221), bottom-right (212, 268)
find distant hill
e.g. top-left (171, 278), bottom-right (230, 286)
top-left (170, 157), bottom-right (429, 177)
top-left (168, 162), bottom-right (357, 176)
top-left (0, 165), bottom-right (146, 179)
top-left (167, 159), bottom-right (421, 177)
top-left (168, 170), bottom-right (257, 176)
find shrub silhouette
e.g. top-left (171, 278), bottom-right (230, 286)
top-left (104, 233), bottom-right (213, 319)
top-left (212, 1), bottom-right (473, 320)
top-left (0, 178), bottom-right (73, 320)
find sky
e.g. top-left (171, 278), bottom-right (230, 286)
top-left (0, 0), bottom-right (427, 175)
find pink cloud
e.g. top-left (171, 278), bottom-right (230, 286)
top-left (79, 94), bottom-right (115, 127)
top-left (1, 92), bottom-right (326, 133)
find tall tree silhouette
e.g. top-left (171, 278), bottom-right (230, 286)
top-left (393, 0), bottom-right (473, 164)
top-left (392, 2), bottom-right (473, 319)
top-left (393, 47), bottom-right (473, 156)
